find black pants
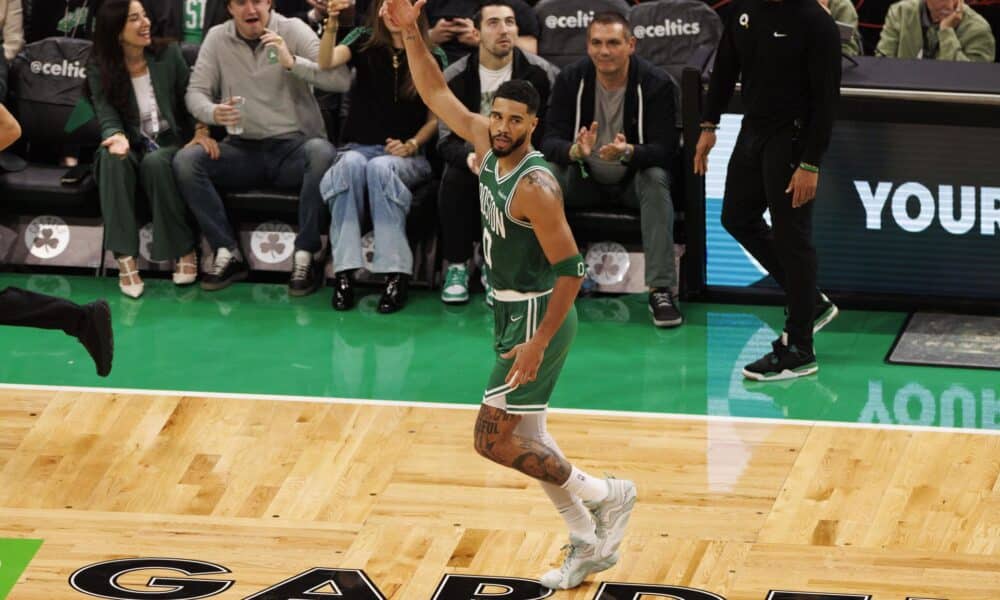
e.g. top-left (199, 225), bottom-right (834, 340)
top-left (721, 122), bottom-right (819, 349)
top-left (438, 163), bottom-right (481, 264)
top-left (0, 287), bottom-right (87, 337)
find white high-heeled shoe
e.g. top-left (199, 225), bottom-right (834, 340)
top-left (117, 256), bottom-right (144, 298)
top-left (173, 251), bottom-right (198, 286)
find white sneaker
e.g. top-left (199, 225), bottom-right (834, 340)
top-left (539, 535), bottom-right (618, 590)
top-left (585, 477), bottom-right (637, 560)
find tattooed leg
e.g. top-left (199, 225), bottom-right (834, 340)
top-left (473, 404), bottom-right (571, 485)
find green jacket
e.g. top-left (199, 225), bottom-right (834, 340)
top-left (87, 42), bottom-right (194, 148)
top-left (829, 0), bottom-right (861, 56)
top-left (876, 0), bottom-right (996, 62)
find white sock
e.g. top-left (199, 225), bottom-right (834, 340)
top-left (541, 481), bottom-right (596, 543)
top-left (511, 413), bottom-right (599, 542)
top-left (561, 466), bottom-right (608, 503)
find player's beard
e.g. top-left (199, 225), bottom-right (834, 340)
top-left (490, 131), bottom-right (528, 157)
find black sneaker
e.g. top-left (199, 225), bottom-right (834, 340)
top-left (77, 299), bottom-right (113, 377)
top-left (813, 292), bottom-right (839, 333)
top-left (377, 273), bottom-right (409, 314)
top-left (649, 288), bottom-right (683, 328)
top-left (289, 250), bottom-right (320, 297)
top-left (200, 247), bottom-right (249, 291)
top-left (742, 336), bottom-right (818, 381)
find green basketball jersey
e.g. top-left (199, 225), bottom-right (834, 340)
top-left (478, 149), bottom-right (555, 293)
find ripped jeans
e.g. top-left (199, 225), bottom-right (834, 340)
top-left (320, 144), bottom-right (432, 275)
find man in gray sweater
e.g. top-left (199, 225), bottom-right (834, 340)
top-left (173, 0), bottom-right (350, 295)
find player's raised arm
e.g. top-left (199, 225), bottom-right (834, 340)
top-left (382, 0), bottom-right (489, 152)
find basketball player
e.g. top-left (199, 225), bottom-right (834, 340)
top-left (0, 103), bottom-right (114, 377)
top-left (382, 0), bottom-right (637, 589)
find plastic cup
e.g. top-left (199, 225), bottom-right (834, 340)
top-left (226, 96), bottom-right (246, 136)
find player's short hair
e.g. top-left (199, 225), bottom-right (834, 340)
top-left (493, 80), bottom-right (540, 115)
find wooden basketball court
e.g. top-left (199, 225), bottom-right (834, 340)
top-left (1, 386), bottom-right (997, 599)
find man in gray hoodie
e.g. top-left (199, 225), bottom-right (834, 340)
top-left (173, 0), bottom-right (350, 295)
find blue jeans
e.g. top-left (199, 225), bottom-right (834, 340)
top-left (172, 135), bottom-right (336, 253)
top-left (320, 144), bottom-right (431, 275)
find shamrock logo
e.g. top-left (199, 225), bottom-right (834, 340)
top-left (33, 228), bottom-right (59, 252)
top-left (250, 221), bottom-right (295, 264)
top-left (593, 253), bottom-right (620, 279)
top-left (259, 232), bottom-right (286, 258)
top-left (585, 241), bottom-right (630, 286)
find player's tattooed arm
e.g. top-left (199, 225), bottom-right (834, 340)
top-left (474, 405), bottom-right (572, 484)
top-left (523, 170), bottom-right (563, 201)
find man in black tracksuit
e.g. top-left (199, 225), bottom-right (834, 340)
top-left (694, 0), bottom-right (841, 381)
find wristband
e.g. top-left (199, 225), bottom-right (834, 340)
top-left (552, 254), bottom-right (586, 278)
top-left (799, 162), bottom-right (819, 173)
top-left (570, 143), bottom-right (582, 161)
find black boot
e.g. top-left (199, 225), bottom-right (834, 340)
top-left (331, 271), bottom-right (355, 311)
top-left (377, 273), bottom-right (409, 314)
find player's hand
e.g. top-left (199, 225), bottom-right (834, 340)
top-left (940, 0), bottom-right (964, 29)
top-left (501, 339), bottom-right (546, 387)
top-left (381, 0), bottom-right (426, 31)
top-left (598, 133), bottom-right (629, 161)
top-left (261, 29), bottom-right (295, 68)
top-left (467, 151), bottom-right (480, 174)
top-left (693, 129), bottom-right (716, 175)
top-left (786, 167), bottom-right (818, 207)
top-left (101, 133), bottom-right (129, 158)
top-left (573, 121), bottom-right (598, 159)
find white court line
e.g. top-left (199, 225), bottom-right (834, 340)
top-left (1, 382), bottom-right (998, 436)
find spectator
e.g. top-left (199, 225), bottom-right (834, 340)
top-left (425, 0), bottom-right (539, 64)
top-left (541, 12), bottom-right (682, 328)
top-left (87, 0), bottom-right (208, 298)
top-left (819, 0), bottom-right (861, 56)
top-left (437, 0), bottom-right (557, 305)
top-left (317, 0), bottom-right (442, 313)
top-left (173, 0), bottom-right (350, 294)
top-left (2, 0), bottom-right (24, 61)
top-left (144, 0), bottom-right (230, 43)
top-left (876, 0), bottom-right (995, 61)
